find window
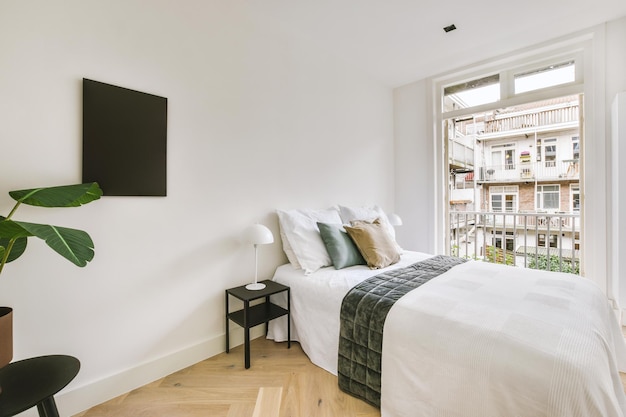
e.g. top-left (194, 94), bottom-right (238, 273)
top-left (572, 136), bottom-right (580, 160)
top-left (537, 185), bottom-right (560, 210)
top-left (543, 138), bottom-right (557, 168)
top-left (538, 233), bottom-right (558, 248)
top-left (495, 231), bottom-right (515, 251)
top-left (439, 45), bottom-right (587, 274)
top-left (443, 74), bottom-right (500, 111)
top-left (491, 144), bottom-right (515, 170)
top-left (514, 61), bottom-right (575, 94)
top-left (571, 184), bottom-right (580, 212)
top-left (490, 186), bottom-right (518, 212)
top-left (491, 150), bottom-right (502, 169)
top-left (505, 148), bottom-right (515, 170)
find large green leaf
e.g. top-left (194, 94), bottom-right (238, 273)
top-left (12, 221), bottom-right (95, 267)
top-left (9, 182), bottom-right (102, 208)
top-left (0, 217), bottom-right (30, 264)
top-left (0, 219), bottom-right (33, 239)
top-left (0, 237), bottom-right (27, 263)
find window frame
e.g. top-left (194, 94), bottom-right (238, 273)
top-left (543, 138), bottom-right (557, 168)
top-left (433, 33), bottom-right (605, 285)
top-left (571, 183), bottom-right (580, 213)
top-left (538, 233), bottom-right (558, 249)
top-left (536, 184), bottom-right (561, 211)
top-left (494, 231), bottom-right (515, 252)
top-left (439, 50), bottom-right (585, 121)
top-left (490, 143), bottom-right (516, 170)
top-left (572, 136), bottom-right (580, 160)
top-left (489, 185), bottom-right (519, 213)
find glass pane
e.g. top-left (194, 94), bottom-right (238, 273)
top-left (549, 235), bottom-right (558, 248)
top-left (444, 74), bottom-right (500, 111)
top-left (538, 234), bottom-right (546, 246)
top-left (514, 61), bottom-right (575, 94)
top-left (544, 192), bottom-right (559, 209)
top-left (505, 150), bottom-right (515, 170)
top-left (572, 186), bottom-right (580, 212)
top-left (491, 195), bottom-right (502, 212)
top-left (545, 144), bottom-right (556, 167)
top-left (505, 195), bottom-right (516, 212)
top-left (572, 137), bottom-right (580, 159)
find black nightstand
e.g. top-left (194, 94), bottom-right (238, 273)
top-left (225, 280), bottom-right (290, 368)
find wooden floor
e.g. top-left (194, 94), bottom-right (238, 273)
top-left (73, 338), bottom-right (379, 417)
top-left (75, 336), bottom-right (626, 417)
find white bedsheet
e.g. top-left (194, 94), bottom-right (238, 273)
top-left (267, 252), bottom-right (626, 417)
top-left (267, 251), bottom-right (432, 374)
top-left (382, 259), bottom-right (626, 417)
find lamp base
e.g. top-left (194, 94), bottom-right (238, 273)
top-left (245, 282), bottom-right (266, 291)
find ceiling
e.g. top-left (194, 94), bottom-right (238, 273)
top-left (239, 0), bottom-right (626, 87)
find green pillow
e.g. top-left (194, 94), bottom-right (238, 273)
top-left (317, 222), bottom-right (366, 269)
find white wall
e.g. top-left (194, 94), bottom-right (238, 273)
top-left (394, 17), bottom-right (626, 301)
top-left (393, 80), bottom-right (435, 253)
top-left (0, 1), bottom-right (394, 414)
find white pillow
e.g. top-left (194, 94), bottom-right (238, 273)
top-left (337, 204), bottom-right (402, 251)
top-left (278, 228), bottom-right (302, 270)
top-left (337, 204), bottom-right (393, 236)
top-left (276, 208), bottom-right (343, 274)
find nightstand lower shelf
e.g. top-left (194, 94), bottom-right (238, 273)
top-left (227, 303), bottom-right (288, 329)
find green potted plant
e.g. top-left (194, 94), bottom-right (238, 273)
top-left (0, 182), bottom-right (102, 367)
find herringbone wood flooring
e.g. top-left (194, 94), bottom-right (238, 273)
top-left (75, 337), bottom-right (626, 417)
top-left (73, 338), bottom-right (379, 417)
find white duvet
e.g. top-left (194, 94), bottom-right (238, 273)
top-left (267, 251), bottom-right (626, 417)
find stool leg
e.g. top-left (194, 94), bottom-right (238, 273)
top-left (37, 396), bottom-right (60, 417)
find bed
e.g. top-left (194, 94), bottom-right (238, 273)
top-left (267, 206), bottom-right (626, 417)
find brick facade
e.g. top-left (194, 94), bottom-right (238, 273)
top-left (481, 181), bottom-right (579, 212)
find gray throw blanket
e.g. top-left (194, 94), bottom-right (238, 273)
top-left (337, 255), bottom-right (467, 407)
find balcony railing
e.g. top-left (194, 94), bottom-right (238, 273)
top-left (449, 210), bottom-right (580, 275)
top-left (478, 159), bottom-right (579, 182)
top-left (453, 101), bottom-right (579, 137)
top-left (483, 104), bottom-right (579, 134)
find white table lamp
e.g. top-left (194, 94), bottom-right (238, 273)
top-left (244, 224), bottom-right (274, 290)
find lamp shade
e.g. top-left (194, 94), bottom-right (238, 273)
top-left (387, 213), bottom-right (403, 226)
top-left (244, 224), bottom-right (274, 245)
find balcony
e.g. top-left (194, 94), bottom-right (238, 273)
top-left (482, 102), bottom-right (579, 135)
top-left (477, 159), bottom-right (579, 183)
top-left (449, 210), bottom-right (580, 274)
top-left (453, 99), bottom-right (579, 138)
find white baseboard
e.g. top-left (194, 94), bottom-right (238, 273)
top-left (46, 327), bottom-right (265, 417)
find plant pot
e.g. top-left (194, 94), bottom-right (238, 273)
top-left (0, 307), bottom-right (13, 369)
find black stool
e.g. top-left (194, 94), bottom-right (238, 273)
top-left (0, 355), bottom-right (80, 417)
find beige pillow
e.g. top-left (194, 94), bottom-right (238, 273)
top-left (344, 218), bottom-right (401, 269)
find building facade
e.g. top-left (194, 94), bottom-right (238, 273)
top-left (449, 95), bottom-right (580, 272)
